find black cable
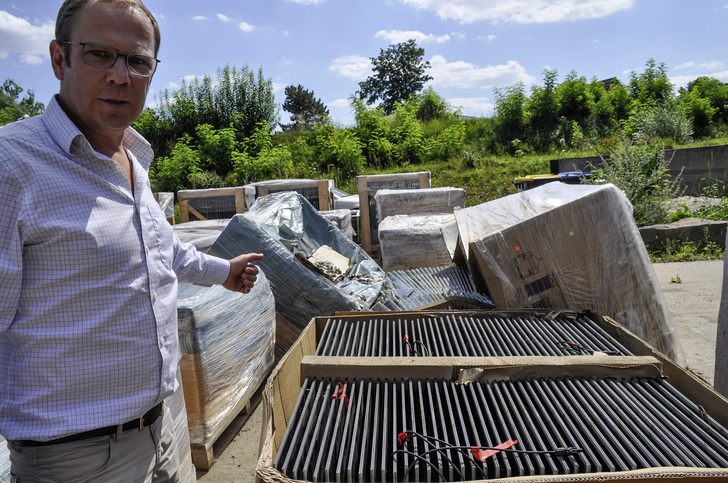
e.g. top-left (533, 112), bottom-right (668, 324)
top-left (394, 430), bottom-right (583, 482)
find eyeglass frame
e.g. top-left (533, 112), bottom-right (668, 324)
top-left (58, 41), bottom-right (160, 78)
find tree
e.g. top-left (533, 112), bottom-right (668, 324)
top-left (526, 69), bottom-right (559, 151)
top-left (493, 82), bottom-right (527, 153)
top-left (680, 77), bottom-right (728, 137)
top-left (149, 64), bottom-right (279, 153)
top-left (629, 59), bottom-right (673, 108)
top-left (281, 84), bottom-right (329, 131)
top-left (357, 39), bottom-right (433, 115)
top-left (0, 79), bottom-right (44, 125)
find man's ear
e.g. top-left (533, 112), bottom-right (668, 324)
top-left (49, 40), bottom-right (67, 81)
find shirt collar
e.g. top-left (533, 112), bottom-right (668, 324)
top-left (42, 95), bottom-right (155, 170)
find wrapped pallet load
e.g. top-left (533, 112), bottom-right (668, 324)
top-left (374, 187), bottom-right (466, 271)
top-left (378, 213), bottom-right (458, 271)
top-left (168, 371), bottom-right (197, 482)
top-left (374, 186), bottom-right (466, 220)
top-left (320, 208), bottom-right (355, 240)
top-left (0, 436), bottom-right (7, 483)
top-left (454, 182), bottom-right (685, 365)
top-left (176, 269), bottom-right (276, 468)
top-left (209, 192), bottom-right (389, 331)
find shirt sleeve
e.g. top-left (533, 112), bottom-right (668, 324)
top-left (172, 234), bottom-right (230, 287)
top-left (0, 165), bottom-right (22, 333)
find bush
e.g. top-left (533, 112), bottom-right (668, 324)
top-left (150, 135), bottom-right (200, 192)
top-left (631, 101), bottom-right (693, 144)
top-left (315, 120), bottom-right (365, 183)
top-left (234, 123), bottom-right (294, 184)
top-left (588, 138), bottom-right (683, 226)
top-left (188, 170), bottom-right (225, 189)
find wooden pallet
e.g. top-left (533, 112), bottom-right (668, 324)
top-left (253, 179), bottom-right (334, 211)
top-left (178, 187), bottom-right (245, 223)
top-left (356, 172), bottom-right (431, 257)
top-left (189, 380), bottom-right (261, 470)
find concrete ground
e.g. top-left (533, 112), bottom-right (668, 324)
top-left (196, 259), bottom-right (726, 483)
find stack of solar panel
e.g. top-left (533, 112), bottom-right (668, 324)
top-left (275, 376), bottom-right (728, 482)
top-left (315, 312), bottom-right (630, 357)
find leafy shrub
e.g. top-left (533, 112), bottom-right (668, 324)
top-left (427, 122), bottom-right (466, 160)
top-left (631, 101), bottom-right (693, 144)
top-left (315, 119), bottom-right (365, 182)
top-left (150, 135), bottom-right (200, 192)
top-left (588, 138), bottom-right (684, 226)
top-left (234, 123), bottom-right (294, 184)
top-left (188, 170), bottom-right (225, 189)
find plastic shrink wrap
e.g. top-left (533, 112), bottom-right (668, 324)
top-left (454, 182), bottom-right (685, 365)
top-left (173, 219), bottom-right (229, 253)
top-left (374, 186), bottom-right (465, 220)
top-left (209, 192), bottom-right (388, 329)
top-left (154, 191), bottom-right (174, 220)
top-left (373, 265), bottom-right (495, 311)
top-left (176, 269), bottom-right (276, 448)
top-left (320, 209), bottom-right (355, 240)
top-left (168, 370), bottom-right (197, 482)
top-left (378, 213), bottom-right (458, 271)
top-left (0, 436), bottom-right (7, 483)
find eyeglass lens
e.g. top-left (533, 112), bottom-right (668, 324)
top-left (82, 43), bottom-right (157, 76)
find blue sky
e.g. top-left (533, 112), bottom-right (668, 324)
top-left (1, 0), bottom-right (727, 127)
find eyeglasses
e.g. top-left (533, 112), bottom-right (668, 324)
top-left (60, 41), bottom-right (160, 77)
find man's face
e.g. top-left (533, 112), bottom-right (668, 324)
top-left (50, 1), bottom-right (156, 141)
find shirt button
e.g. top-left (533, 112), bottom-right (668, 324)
top-left (160, 336), bottom-right (165, 345)
top-left (145, 246), bottom-right (150, 255)
top-left (163, 382), bottom-right (168, 389)
top-left (153, 292), bottom-right (158, 300)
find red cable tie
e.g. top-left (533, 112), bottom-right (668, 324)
top-left (398, 432), bottom-right (410, 446)
top-left (331, 381), bottom-right (349, 406)
top-left (471, 439), bottom-right (518, 462)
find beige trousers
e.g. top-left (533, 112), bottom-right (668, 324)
top-left (7, 402), bottom-right (180, 483)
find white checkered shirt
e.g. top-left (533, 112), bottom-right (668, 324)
top-left (0, 96), bottom-right (230, 441)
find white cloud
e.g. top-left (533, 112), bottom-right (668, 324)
top-left (0, 10), bottom-right (54, 56)
top-left (676, 61), bottom-right (717, 70)
top-left (239, 21), bottom-right (256, 32)
top-left (329, 55), bottom-right (372, 79)
top-left (429, 55), bottom-right (535, 89)
top-left (20, 53), bottom-right (44, 65)
top-left (671, 70), bottom-right (728, 90)
top-left (272, 81), bottom-right (286, 92)
top-left (193, 15), bottom-right (208, 21)
top-left (477, 34), bottom-right (497, 41)
top-left (447, 96), bottom-right (495, 116)
top-left (182, 74), bottom-right (204, 84)
top-left (284, 0), bottom-right (326, 4)
top-left (217, 13), bottom-right (231, 22)
top-left (0, 51), bottom-right (8, 59)
top-left (374, 29), bottom-right (451, 44)
top-left (398, 0), bottom-right (634, 24)
top-left (329, 98), bottom-right (350, 108)
top-left (699, 60), bottom-right (725, 70)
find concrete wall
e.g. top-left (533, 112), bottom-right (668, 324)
top-left (550, 144), bottom-right (728, 196)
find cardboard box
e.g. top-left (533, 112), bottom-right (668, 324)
top-left (257, 310), bottom-right (728, 482)
top-left (378, 213), bottom-right (458, 271)
top-left (454, 183), bottom-right (684, 365)
top-left (176, 271), bottom-right (276, 468)
top-left (374, 186), bottom-right (466, 220)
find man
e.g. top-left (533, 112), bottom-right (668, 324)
top-left (0, 0), bottom-right (263, 481)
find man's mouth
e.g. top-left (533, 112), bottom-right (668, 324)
top-left (105, 99), bottom-right (126, 105)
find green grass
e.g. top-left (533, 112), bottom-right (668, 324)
top-left (649, 239), bottom-right (724, 263)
